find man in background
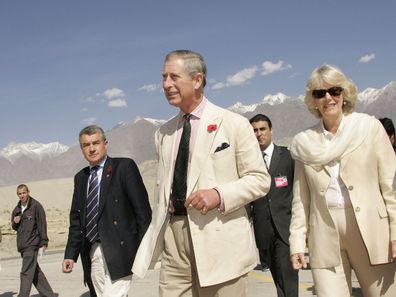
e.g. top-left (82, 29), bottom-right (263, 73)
top-left (11, 184), bottom-right (56, 297)
top-left (379, 117), bottom-right (396, 152)
top-left (62, 125), bottom-right (151, 297)
top-left (250, 114), bottom-right (298, 297)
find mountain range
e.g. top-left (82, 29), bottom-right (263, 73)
top-left (1, 81), bottom-right (395, 186)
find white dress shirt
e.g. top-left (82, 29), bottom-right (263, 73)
top-left (321, 118), bottom-right (351, 208)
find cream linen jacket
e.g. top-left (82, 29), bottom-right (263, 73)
top-left (132, 101), bottom-right (270, 286)
top-left (289, 117), bottom-right (396, 268)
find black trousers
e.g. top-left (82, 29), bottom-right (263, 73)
top-left (19, 249), bottom-right (55, 297)
top-left (259, 219), bottom-right (299, 297)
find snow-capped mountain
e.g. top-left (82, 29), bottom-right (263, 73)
top-left (134, 116), bottom-right (166, 126)
top-left (261, 92), bottom-right (290, 105)
top-left (228, 101), bottom-right (259, 114)
top-left (357, 87), bottom-right (382, 105)
top-left (0, 142), bottom-right (69, 163)
top-left (229, 92), bottom-right (304, 113)
top-left (0, 81), bottom-right (394, 187)
top-left (229, 83), bottom-right (396, 114)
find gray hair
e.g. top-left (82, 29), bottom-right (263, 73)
top-left (79, 125), bottom-right (106, 142)
top-left (165, 49), bottom-right (207, 88)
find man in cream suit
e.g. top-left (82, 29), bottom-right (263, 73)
top-left (132, 50), bottom-right (270, 296)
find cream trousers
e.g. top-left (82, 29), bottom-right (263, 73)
top-left (159, 215), bottom-right (247, 297)
top-left (312, 207), bottom-right (396, 297)
top-left (90, 243), bottom-right (132, 297)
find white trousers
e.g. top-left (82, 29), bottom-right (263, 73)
top-left (312, 207), bottom-right (396, 297)
top-left (90, 243), bottom-right (132, 297)
top-left (159, 215), bottom-right (247, 297)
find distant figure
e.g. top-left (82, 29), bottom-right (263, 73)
top-left (62, 125), bottom-right (152, 297)
top-left (11, 184), bottom-right (56, 297)
top-left (249, 114), bottom-right (298, 297)
top-left (132, 50), bottom-right (270, 297)
top-left (379, 117), bottom-right (396, 152)
top-left (289, 64), bottom-right (396, 296)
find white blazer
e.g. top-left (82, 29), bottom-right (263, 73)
top-left (132, 101), bottom-right (270, 286)
top-left (289, 117), bottom-right (396, 268)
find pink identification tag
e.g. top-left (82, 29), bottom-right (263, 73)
top-left (274, 176), bottom-right (288, 188)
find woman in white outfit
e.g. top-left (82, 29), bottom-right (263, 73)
top-left (289, 64), bottom-right (396, 297)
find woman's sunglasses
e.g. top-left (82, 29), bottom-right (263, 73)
top-left (312, 87), bottom-right (343, 99)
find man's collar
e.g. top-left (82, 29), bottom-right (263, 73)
top-left (263, 142), bottom-right (274, 157)
top-left (178, 96), bottom-right (207, 121)
top-left (90, 156), bottom-right (107, 170)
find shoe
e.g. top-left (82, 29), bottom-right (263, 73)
top-left (261, 264), bottom-right (269, 272)
top-left (254, 263), bottom-right (269, 272)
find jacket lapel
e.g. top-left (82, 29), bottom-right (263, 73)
top-left (160, 116), bottom-right (179, 205)
top-left (98, 157), bottom-right (112, 217)
top-left (80, 167), bottom-right (90, 225)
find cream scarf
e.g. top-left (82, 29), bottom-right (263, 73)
top-left (290, 112), bottom-right (374, 166)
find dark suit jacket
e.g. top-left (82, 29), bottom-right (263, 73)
top-left (251, 145), bottom-right (294, 249)
top-left (64, 156), bottom-right (152, 284)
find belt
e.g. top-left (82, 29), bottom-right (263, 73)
top-left (171, 209), bottom-right (187, 216)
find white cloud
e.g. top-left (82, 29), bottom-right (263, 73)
top-left (261, 60), bottom-right (292, 75)
top-left (211, 66), bottom-right (258, 90)
top-left (359, 53), bottom-right (375, 63)
top-left (108, 98), bottom-right (127, 108)
top-left (138, 84), bottom-right (161, 92)
top-left (226, 66), bottom-right (258, 86)
top-left (82, 117), bottom-right (96, 125)
top-left (103, 88), bottom-right (125, 99)
top-left (212, 82), bottom-right (226, 90)
top-left (80, 107), bottom-right (88, 112)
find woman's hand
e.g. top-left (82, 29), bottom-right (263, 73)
top-left (391, 240), bottom-right (396, 259)
top-left (290, 253), bottom-right (307, 270)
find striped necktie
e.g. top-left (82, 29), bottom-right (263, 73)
top-left (263, 152), bottom-right (269, 170)
top-left (86, 166), bottom-right (100, 243)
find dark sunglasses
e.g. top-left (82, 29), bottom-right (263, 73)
top-left (312, 86), bottom-right (343, 99)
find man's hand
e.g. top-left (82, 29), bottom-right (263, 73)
top-left (290, 253), bottom-right (307, 271)
top-left (13, 216), bottom-right (21, 224)
top-left (391, 240), bottom-right (396, 259)
top-left (62, 259), bottom-right (75, 273)
top-left (185, 189), bottom-right (220, 215)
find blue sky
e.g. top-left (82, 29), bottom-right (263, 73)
top-left (1, 0), bottom-right (395, 149)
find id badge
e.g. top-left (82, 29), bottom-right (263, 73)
top-left (274, 176), bottom-right (288, 188)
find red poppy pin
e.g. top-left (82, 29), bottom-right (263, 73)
top-left (207, 124), bottom-right (217, 132)
top-left (106, 165), bottom-right (112, 177)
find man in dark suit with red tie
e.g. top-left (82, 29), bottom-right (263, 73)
top-left (250, 114), bottom-right (299, 297)
top-left (62, 125), bottom-right (151, 296)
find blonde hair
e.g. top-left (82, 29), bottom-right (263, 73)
top-left (304, 64), bottom-right (358, 118)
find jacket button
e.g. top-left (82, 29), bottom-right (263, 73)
top-left (355, 207), bottom-right (360, 212)
top-left (77, 209), bottom-right (81, 213)
top-left (114, 199), bottom-right (119, 203)
top-left (80, 230), bottom-right (83, 234)
top-left (120, 241), bottom-right (124, 245)
top-left (348, 185), bottom-right (354, 191)
top-left (113, 220), bottom-right (118, 225)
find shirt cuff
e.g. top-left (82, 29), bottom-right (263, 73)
top-left (214, 187), bottom-right (225, 212)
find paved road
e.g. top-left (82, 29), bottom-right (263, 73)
top-left (0, 251), bottom-right (362, 296)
